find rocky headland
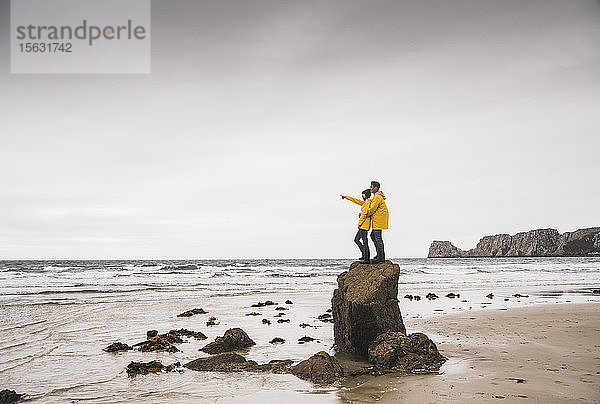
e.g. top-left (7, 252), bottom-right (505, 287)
top-left (428, 227), bottom-right (600, 258)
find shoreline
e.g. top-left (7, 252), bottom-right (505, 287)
top-left (1, 258), bottom-right (599, 403)
top-left (338, 302), bottom-right (600, 403)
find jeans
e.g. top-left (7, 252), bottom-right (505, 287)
top-left (370, 229), bottom-right (385, 258)
top-left (354, 229), bottom-right (370, 259)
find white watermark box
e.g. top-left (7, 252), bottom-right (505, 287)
top-left (11, 0), bottom-right (151, 74)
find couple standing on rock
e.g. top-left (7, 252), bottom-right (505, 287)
top-left (341, 180), bottom-right (389, 264)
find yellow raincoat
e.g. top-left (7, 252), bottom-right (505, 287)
top-left (366, 192), bottom-right (389, 230)
top-left (344, 196), bottom-right (372, 230)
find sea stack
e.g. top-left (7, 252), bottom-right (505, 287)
top-left (331, 260), bottom-right (406, 357)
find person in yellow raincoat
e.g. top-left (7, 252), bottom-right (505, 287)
top-left (341, 189), bottom-right (372, 263)
top-left (365, 180), bottom-right (389, 263)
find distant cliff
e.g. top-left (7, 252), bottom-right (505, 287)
top-left (428, 227), bottom-right (600, 258)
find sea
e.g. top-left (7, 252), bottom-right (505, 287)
top-left (1, 257), bottom-right (599, 403)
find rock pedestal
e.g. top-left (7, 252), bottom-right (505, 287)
top-left (331, 260), bottom-right (405, 357)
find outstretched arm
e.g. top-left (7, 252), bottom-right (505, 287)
top-left (342, 195), bottom-right (364, 206)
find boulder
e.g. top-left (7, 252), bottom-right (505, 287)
top-left (200, 328), bottom-right (255, 354)
top-left (368, 332), bottom-right (446, 373)
top-left (184, 353), bottom-right (292, 373)
top-left (291, 351), bottom-right (344, 384)
top-left (0, 389), bottom-right (23, 403)
top-left (126, 360), bottom-right (180, 376)
top-left (332, 261), bottom-right (405, 357)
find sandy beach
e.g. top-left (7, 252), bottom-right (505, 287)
top-left (340, 303), bottom-right (600, 403)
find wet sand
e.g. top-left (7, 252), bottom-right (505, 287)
top-left (338, 303), bottom-right (600, 403)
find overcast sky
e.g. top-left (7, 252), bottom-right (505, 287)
top-left (1, 0), bottom-right (599, 259)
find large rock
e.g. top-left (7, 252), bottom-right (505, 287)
top-left (428, 241), bottom-right (466, 258)
top-left (184, 353), bottom-right (293, 373)
top-left (291, 351), bottom-right (344, 384)
top-left (200, 328), bottom-right (256, 354)
top-left (0, 389), bottom-right (23, 403)
top-left (428, 227), bottom-right (600, 257)
top-left (332, 260), bottom-right (406, 357)
top-left (368, 332), bottom-right (446, 373)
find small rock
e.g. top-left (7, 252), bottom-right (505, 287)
top-left (146, 330), bottom-right (158, 339)
top-left (206, 317), bottom-right (218, 326)
top-left (592, 289), bottom-right (600, 295)
top-left (486, 293), bottom-right (494, 299)
top-left (426, 293), bottom-right (438, 300)
top-left (275, 307), bottom-right (288, 311)
top-left (103, 342), bottom-right (132, 352)
top-left (251, 300), bottom-right (277, 307)
top-left (299, 323), bottom-right (313, 328)
top-left (262, 319), bottom-right (271, 325)
top-left (177, 308), bottom-right (207, 317)
top-left (133, 331), bottom-right (183, 352)
top-left (0, 389), bottom-right (23, 403)
top-left (270, 337), bottom-right (285, 344)
top-left (274, 312), bottom-right (286, 317)
top-left (170, 328), bottom-right (207, 340)
top-left (277, 319), bottom-right (290, 323)
top-left (126, 360), bottom-right (180, 376)
top-left (414, 295), bottom-right (421, 301)
top-left (246, 312), bottom-right (261, 316)
top-left (285, 300), bottom-right (293, 304)
top-left (163, 264), bottom-right (198, 271)
top-left (200, 328), bottom-right (256, 354)
top-left (513, 293), bottom-right (529, 298)
top-left (291, 351), bottom-right (344, 384)
top-left (326, 309), bottom-right (332, 313)
top-left (185, 353), bottom-right (248, 372)
top-left (404, 294), bottom-right (414, 300)
top-left (184, 353), bottom-right (293, 373)
top-left (298, 336), bottom-right (315, 344)
top-left (317, 313), bottom-right (331, 320)
top-left (446, 293), bottom-right (459, 298)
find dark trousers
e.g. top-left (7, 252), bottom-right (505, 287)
top-left (370, 230), bottom-right (385, 258)
top-left (354, 229), bottom-right (370, 259)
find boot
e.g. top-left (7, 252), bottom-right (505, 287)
top-left (371, 253), bottom-right (385, 264)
